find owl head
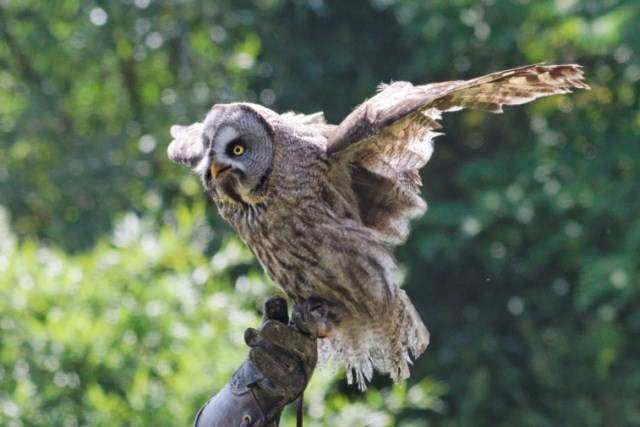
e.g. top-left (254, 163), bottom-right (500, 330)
top-left (168, 103), bottom-right (276, 205)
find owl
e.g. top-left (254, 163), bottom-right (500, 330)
top-left (168, 64), bottom-right (588, 389)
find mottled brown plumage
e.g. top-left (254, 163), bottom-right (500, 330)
top-left (168, 64), bottom-right (588, 389)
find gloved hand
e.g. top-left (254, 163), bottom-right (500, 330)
top-left (193, 296), bottom-right (319, 427)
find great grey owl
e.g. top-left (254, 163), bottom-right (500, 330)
top-left (168, 64), bottom-right (588, 389)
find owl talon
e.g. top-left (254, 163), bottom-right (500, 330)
top-left (303, 297), bottom-right (344, 339)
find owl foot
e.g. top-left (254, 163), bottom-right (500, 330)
top-left (302, 297), bottom-right (345, 338)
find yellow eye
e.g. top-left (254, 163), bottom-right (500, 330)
top-left (231, 144), bottom-right (245, 156)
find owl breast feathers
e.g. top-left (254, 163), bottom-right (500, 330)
top-left (168, 64), bottom-right (588, 389)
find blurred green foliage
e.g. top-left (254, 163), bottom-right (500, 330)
top-left (1, 0), bottom-right (639, 425)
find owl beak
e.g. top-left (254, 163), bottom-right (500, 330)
top-left (210, 162), bottom-right (233, 180)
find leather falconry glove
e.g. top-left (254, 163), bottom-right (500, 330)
top-left (193, 296), bottom-right (319, 427)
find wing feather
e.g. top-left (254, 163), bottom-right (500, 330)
top-left (326, 64), bottom-right (589, 245)
top-left (167, 122), bottom-right (205, 167)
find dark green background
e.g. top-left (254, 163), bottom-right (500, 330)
top-left (1, 0), bottom-right (638, 425)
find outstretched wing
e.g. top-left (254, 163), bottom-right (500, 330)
top-left (326, 64), bottom-right (589, 245)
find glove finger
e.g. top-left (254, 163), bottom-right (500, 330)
top-left (250, 347), bottom-right (304, 391)
top-left (259, 321), bottom-right (316, 361)
top-left (246, 325), bottom-right (299, 353)
top-left (263, 296), bottom-right (289, 324)
top-left (250, 344), bottom-right (298, 372)
top-left (245, 327), bottom-right (269, 348)
top-left (289, 304), bottom-right (318, 338)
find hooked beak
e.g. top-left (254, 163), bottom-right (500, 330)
top-left (210, 162), bottom-right (233, 180)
